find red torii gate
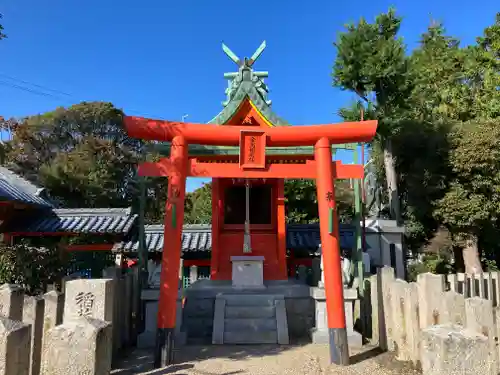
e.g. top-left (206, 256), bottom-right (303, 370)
top-left (124, 116), bottom-right (377, 367)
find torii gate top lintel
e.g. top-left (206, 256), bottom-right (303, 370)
top-left (123, 116), bottom-right (378, 147)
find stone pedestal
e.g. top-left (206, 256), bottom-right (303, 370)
top-left (421, 324), bottom-right (489, 375)
top-left (230, 256), bottom-right (265, 289)
top-left (0, 317), bottom-right (31, 375)
top-left (310, 287), bottom-right (362, 348)
top-left (41, 317), bottom-right (112, 375)
top-left (137, 289), bottom-right (185, 349)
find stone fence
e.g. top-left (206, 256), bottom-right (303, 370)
top-left (0, 266), bottom-right (139, 375)
top-left (369, 267), bottom-right (498, 375)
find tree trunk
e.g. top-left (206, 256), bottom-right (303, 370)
top-left (382, 138), bottom-right (401, 223)
top-left (463, 234), bottom-right (483, 274)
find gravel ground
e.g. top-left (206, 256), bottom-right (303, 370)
top-left (112, 344), bottom-right (421, 375)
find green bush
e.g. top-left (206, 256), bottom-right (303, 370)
top-left (0, 241), bottom-right (65, 295)
top-left (407, 253), bottom-right (453, 282)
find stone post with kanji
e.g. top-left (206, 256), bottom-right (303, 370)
top-left (63, 279), bottom-right (114, 323)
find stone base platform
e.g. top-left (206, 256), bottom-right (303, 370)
top-left (138, 279), bottom-right (361, 348)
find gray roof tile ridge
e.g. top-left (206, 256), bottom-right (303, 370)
top-left (52, 207), bottom-right (133, 216)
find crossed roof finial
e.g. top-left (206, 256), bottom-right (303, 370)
top-left (222, 41), bottom-right (266, 68)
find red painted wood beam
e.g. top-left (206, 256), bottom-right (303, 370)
top-left (124, 116), bottom-right (377, 147)
top-left (138, 159), bottom-right (364, 180)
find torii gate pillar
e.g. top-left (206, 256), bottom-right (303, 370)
top-left (315, 137), bottom-right (349, 365)
top-left (154, 136), bottom-right (188, 368)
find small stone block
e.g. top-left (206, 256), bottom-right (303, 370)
top-left (41, 317), bottom-right (112, 375)
top-left (275, 297), bottom-right (289, 345)
top-left (212, 296), bottom-right (225, 344)
top-left (0, 284), bottom-right (24, 321)
top-left (421, 324), bottom-right (489, 375)
top-left (0, 316), bottom-right (31, 375)
top-left (43, 291), bottom-right (64, 334)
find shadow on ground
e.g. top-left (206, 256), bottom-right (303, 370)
top-left (112, 343), bottom-right (420, 375)
top-left (112, 344), bottom-right (296, 375)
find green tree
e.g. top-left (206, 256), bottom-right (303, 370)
top-left (0, 240), bottom-right (65, 295)
top-left (434, 120), bottom-right (500, 273)
top-left (333, 8), bottom-right (412, 224)
top-left (184, 182), bottom-right (212, 224)
top-left (5, 102), bottom-right (167, 220)
top-left (0, 14), bottom-right (6, 40)
top-left (285, 179), bottom-right (354, 224)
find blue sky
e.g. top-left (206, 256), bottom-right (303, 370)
top-left (0, 0), bottom-right (497, 192)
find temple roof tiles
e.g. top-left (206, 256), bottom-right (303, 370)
top-left (4, 207), bottom-right (137, 234)
top-left (0, 166), bottom-right (54, 208)
top-left (112, 223), bottom-right (356, 255)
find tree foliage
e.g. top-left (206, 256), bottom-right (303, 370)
top-left (4, 102), bottom-right (167, 220)
top-left (0, 13), bottom-right (6, 40)
top-left (334, 10), bottom-right (500, 271)
top-left (0, 240), bottom-right (65, 295)
top-left (184, 182), bottom-right (212, 224)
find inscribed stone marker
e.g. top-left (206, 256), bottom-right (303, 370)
top-left (63, 279), bottom-right (114, 323)
top-left (41, 317), bottom-right (112, 375)
top-left (0, 285), bottom-right (23, 321)
top-left (0, 316), bottom-right (31, 375)
top-left (22, 296), bottom-right (45, 375)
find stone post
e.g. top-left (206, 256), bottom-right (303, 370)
top-left (0, 317), bottom-right (31, 375)
top-left (389, 279), bottom-right (410, 361)
top-left (63, 279), bottom-right (114, 323)
top-left (440, 291), bottom-right (466, 326)
top-left (189, 266), bottom-right (198, 285)
top-left (41, 317), bottom-right (112, 375)
top-left (311, 258), bottom-right (321, 286)
top-left (465, 297), bottom-right (497, 375)
top-left (403, 282), bottom-right (420, 366)
top-left (0, 284), bottom-right (23, 321)
top-left (121, 273), bottom-right (132, 347)
top-left (42, 291), bottom-right (64, 334)
top-left (421, 324), bottom-right (489, 375)
top-left (367, 275), bottom-right (379, 345)
top-left (378, 266), bottom-right (395, 351)
top-left (417, 273), bottom-right (445, 329)
top-left (130, 266), bottom-right (140, 346)
top-left (102, 267), bottom-right (122, 356)
top-left (63, 279), bottom-right (114, 361)
top-left (22, 296), bottom-right (45, 375)
top-left (297, 265), bottom-right (307, 284)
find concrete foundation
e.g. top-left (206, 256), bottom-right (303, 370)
top-left (138, 279), bottom-right (361, 347)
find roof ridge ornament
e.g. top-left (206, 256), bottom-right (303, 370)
top-left (221, 41), bottom-right (271, 107)
top-left (222, 41), bottom-right (266, 68)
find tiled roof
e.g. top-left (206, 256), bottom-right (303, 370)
top-left (113, 223), bottom-right (356, 254)
top-left (0, 166), bottom-right (53, 207)
top-left (114, 224), bottom-right (212, 253)
top-left (6, 207), bottom-right (137, 234)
